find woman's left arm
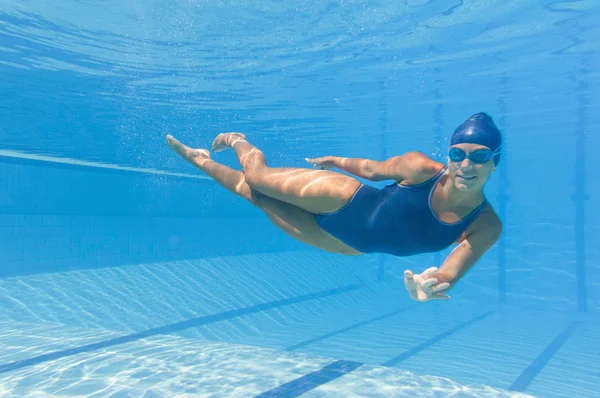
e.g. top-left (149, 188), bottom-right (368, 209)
top-left (404, 210), bottom-right (502, 302)
top-left (434, 210), bottom-right (503, 288)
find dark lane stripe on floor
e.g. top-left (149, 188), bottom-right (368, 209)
top-left (509, 321), bottom-right (581, 392)
top-left (255, 360), bottom-right (363, 397)
top-left (285, 305), bottom-right (418, 351)
top-left (0, 283), bottom-right (363, 374)
top-left (382, 311), bottom-right (494, 367)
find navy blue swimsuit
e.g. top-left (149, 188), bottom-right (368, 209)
top-left (314, 168), bottom-right (488, 256)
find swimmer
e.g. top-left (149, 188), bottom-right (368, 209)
top-left (166, 112), bottom-right (503, 303)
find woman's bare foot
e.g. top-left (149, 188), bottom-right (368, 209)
top-left (211, 132), bottom-right (246, 152)
top-left (166, 135), bottom-right (211, 163)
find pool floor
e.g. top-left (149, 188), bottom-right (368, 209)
top-left (1, 300), bottom-right (597, 397)
top-left (0, 254), bottom-right (598, 397)
top-left (1, 320), bottom-right (533, 397)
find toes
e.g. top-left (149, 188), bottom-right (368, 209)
top-left (166, 135), bottom-right (210, 161)
top-left (211, 133), bottom-right (226, 147)
top-left (166, 136), bottom-right (188, 156)
top-left (166, 135), bottom-right (178, 145)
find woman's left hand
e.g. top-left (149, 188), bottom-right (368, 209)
top-left (305, 156), bottom-right (335, 170)
top-left (404, 267), bottom-right (451, 302)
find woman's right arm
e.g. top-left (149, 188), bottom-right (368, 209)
top-left (306, 151), bottom-right (442, 182)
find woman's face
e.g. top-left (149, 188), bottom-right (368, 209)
top-left (447, 143), bottom-right (496, 192)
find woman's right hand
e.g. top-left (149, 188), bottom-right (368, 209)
top-left (305, 156), bottom-right (336, 170)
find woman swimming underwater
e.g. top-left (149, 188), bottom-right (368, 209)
top-left (166, 112), bottom-right (503, 303)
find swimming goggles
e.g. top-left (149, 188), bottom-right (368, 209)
top-left (448, 147), bottom-right (500, 164)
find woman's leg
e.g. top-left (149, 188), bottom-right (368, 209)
top-left (166, 135), bottom-right (362, 255)
top-left (211, 133), bottom-right (362, 214)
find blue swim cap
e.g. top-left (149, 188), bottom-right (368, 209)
top-left (450, 112), bottom-right (502, 165)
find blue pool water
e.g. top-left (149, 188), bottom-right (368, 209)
top-left (1, 0), bottom-right (599, 396)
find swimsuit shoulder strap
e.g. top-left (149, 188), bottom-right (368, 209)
top-left (396, 166), bottom-right (447, 189)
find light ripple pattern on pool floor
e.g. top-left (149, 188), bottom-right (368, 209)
top-left (0, 322), bottom-right (533, 398)
top-left (0, 322), bottom-right (127, 364)
top-left (300, 364), bottom-right (534, 398)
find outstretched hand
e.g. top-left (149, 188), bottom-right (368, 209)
top-left (404, 267), bottom-right (451, 302)
top-left (305, 156), bottom-right (335, 170)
